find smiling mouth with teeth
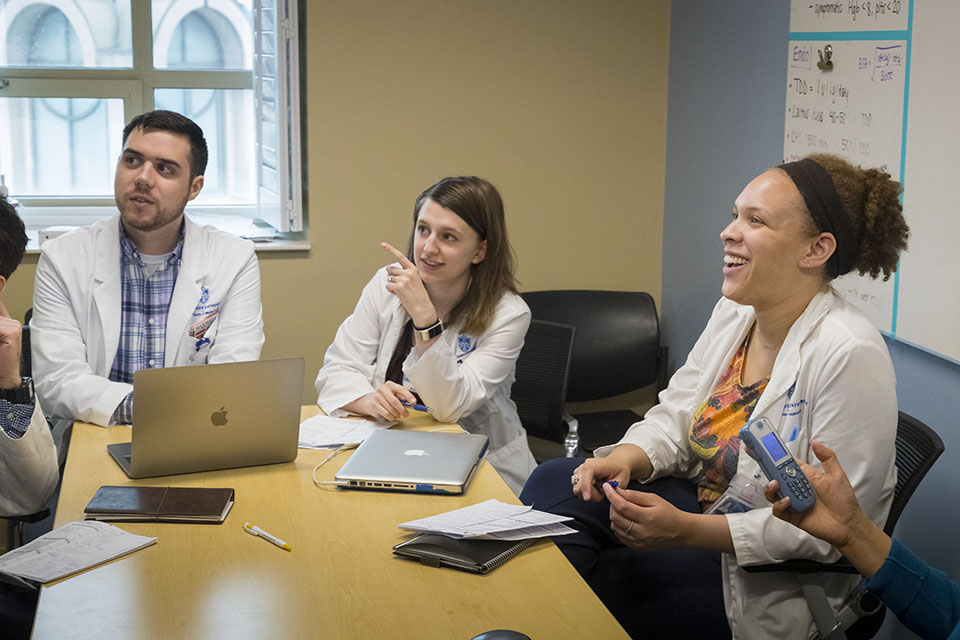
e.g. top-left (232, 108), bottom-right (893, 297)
top-left (724, 255), bottom-right (747, 266)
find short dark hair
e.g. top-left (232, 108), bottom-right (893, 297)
top-left (0, 194), bottom-right (28, 279)
top-left (407, 176), bottom-right (518, 335)
top-left (122, 110), bottom-right (208, 181)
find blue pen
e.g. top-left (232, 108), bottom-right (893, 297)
top-left (402, 401), bottom-right (431, 413)
top-left (195, 337), bottom-right (210, 351)
top-left (594, 480), bottom-right (618, 491)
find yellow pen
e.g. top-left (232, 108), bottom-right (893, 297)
top-left (243, 522), bottom-right (292, 551)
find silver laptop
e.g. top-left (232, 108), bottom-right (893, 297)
top-left (335, 429), bottom-right (489, 494)
top-left (107, 358), bottom-right (305, 478)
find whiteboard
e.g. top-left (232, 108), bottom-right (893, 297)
top-left (785, 1), bottom-right (960, 362)
top-left (896, 2), bottom-right (960, 361)
top-left (783, 35), bottom-right (906, 331)
top-left (790, 1), bottom-right (907, 32)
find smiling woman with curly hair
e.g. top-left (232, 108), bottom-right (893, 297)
top-left (521, 154), bottom-right (909, 639)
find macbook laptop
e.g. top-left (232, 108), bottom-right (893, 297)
top-left (335, 429), bottom-right (489, 494)
top-left (107, 357), bottom-right (305, 478)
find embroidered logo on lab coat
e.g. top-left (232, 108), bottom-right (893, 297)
top-left (192, 285), bottom-right (221, 318)
top-left (456, 335), bottom-right (478, 362)
top-left (782, 398), bottom-right (808, 417)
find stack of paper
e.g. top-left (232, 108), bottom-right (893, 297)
top-left (0, 520), bottom-right (156, 585)
top-left (298, 414), bottom-right (395, 449)
top-left (398, 499), bottom-right (576, 541)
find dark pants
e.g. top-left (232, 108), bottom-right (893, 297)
top-left (520, 457), bottom-right (731, 640)
top-left (0, 583), bottom-right (38, 640)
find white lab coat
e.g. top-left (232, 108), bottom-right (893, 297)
top-left (32, 214), bottom-right (265, 427)
top-left (0, 405), bottom-right (59, 516)
top-left (595, 286), bottom-right (898, 639)
top-left (316, 267), bottom-right (537, 494)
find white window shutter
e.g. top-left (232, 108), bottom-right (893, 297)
top-left (255, 0), bottom-right (302, 232)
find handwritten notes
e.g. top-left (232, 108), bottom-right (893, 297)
top-left (785, 3), bottom-right (908, 332)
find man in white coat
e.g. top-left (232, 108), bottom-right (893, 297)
top-left (31, 110), bottom-right (264, 426)
top-left (0, 194), bottom-right (58, 517)
top-left (0, 193), bottom-right (59, 640)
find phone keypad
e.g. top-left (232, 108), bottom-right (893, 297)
top-left (784, 464), bottom-right (812, 500)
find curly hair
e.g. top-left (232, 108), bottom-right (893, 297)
top-left (799, 153), bottom-right (909, 281)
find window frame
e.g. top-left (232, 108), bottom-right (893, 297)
top-left (0, 0), bottom-right (307, 248)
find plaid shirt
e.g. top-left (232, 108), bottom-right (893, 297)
top-left (0, 399), bottom-right (36, 439)
top-left (109, 222), bottom-right (184, 424)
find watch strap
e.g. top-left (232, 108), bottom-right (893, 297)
top-left (0, 377), bottom-right (34, 404)
top-left (413, 319), bottom-right (444, 341)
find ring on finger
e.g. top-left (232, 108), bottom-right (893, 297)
top-left (571, 474), bottom-right (580, 485)
top-left (625, 520), bottom-right (635, 534)
top-left (388, 275), bottom-right (395, 283)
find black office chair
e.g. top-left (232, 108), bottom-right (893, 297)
top-left (521, 290), bottom-right (667, 453)
top-left (743, 412), bottom-right (945, 640)
top-left (21, 308), bottom-right (32, 378)
top-left (511, 319), bottom-right (576, 461)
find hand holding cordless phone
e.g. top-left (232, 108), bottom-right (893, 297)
top-left (739, 417), bottom-right (815, 512)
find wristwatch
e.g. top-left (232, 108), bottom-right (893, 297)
top-left (413, 318), bottom-right (444, 341)
top-left (0, 377), bottom-right (34, 404)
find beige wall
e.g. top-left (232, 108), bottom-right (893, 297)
top-left (5, 0), bottom-right (670, 410)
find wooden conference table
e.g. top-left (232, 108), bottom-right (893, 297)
top-left (32, 406), bottom-right (628, 639)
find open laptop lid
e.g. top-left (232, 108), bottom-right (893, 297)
top-left (107, 357), bottom-right (304, 478)
top-left (335, 429), bottom-right (489, 494)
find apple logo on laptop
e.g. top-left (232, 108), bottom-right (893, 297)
top-left (403, 449), bottom-right (428, 456)
top-left (210, 406), bottom-right (229, 426)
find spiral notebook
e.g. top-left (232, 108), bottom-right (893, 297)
top-left (392, 533), bottom-right (535, 574)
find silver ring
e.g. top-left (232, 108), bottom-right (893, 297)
top-left (570, 474), bottom-right (580, 485)
top-left (388, 275), bottom-right (395, 283)
top-left (625, 520), bottom-right (634, 534)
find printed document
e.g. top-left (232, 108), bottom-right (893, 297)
top-left (398, 499), bottom-right (576, 541)
top-left (0, 520), bottom-right (156, 584)
top-left (298, 414), bottom-right (394, 449)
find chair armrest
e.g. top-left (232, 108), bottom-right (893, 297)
top-left (741, 556), bottom-right (861, 575)
top-left (5, 508), bottom-right (51, 524)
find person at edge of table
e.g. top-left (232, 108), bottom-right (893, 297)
top-left (31, 110), bottom-right (265, 427)
top-left (766, 440), bottom-right (960, 640)
top-left (315, 176), bottom-right (536, 495)
top-left (0, 193), bottom-right (59, 640)
top-left (520, 153), bottom-right (910, 639)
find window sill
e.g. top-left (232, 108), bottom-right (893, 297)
top-left (23, 210), bottom-right (310, 253)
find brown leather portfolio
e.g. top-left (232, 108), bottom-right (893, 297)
top-left (84, 486), bottom-right (235, 524)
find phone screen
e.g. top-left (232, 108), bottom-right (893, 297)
top-left (760, 431), bottom-right (790, 464)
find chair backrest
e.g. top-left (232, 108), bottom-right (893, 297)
top-left (884, 411), bottom-right (944, 535)
top-left (521, 290), bottom-right (663, 402)
top-left (20, 308), bottom-right (32, 378)
top-left (21, 324), bottom-right (31, 378)
top-left (20, 307), bottom-right (33, 378)
top-left (510, 319), bottom-right (575, 443)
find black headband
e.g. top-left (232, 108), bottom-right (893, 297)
top-left (778, 158), bottom-right (854, 279)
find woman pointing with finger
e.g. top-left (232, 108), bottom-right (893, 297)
top-left (315, 176), bottom-right (536, 494)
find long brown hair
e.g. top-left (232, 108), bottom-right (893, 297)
top-left (407, 176), bottom-right (518, 335)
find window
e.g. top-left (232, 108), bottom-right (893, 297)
top-left (0, 0), bottom-right (303, 242)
